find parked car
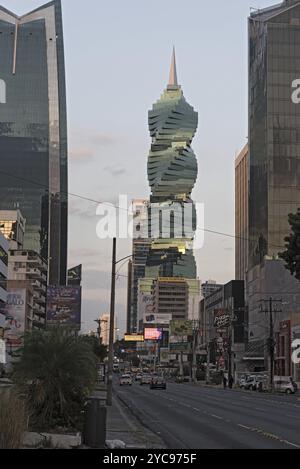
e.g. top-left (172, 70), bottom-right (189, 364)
top-left (119, 374), bottom-right (133, 386)
top-left (140, 374), bottom-right (152, 385)
top-left (150, 376), bottom-right (167, 390)
top-left (274, 376), bottom-right (295, 394)
top-left (244, 375), bottom-right (260, 391)
top-left (135, 373), bottom-right (143, 382)
top-left (238, 376), bottom-right (247, 389)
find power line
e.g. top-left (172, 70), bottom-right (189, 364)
top-left (0, 168), bottom-right (296, 250)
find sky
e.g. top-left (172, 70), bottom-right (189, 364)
top-left (2, 0), bottom-right (277, 336)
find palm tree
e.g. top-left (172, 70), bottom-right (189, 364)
top-left (14, 327), bottom-right (97, 431)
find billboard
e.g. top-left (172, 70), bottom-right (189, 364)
top-left (160, 348), bottom-right (169, 363)
top-left (143, 313), bottom-right (172, 325)
top-left (138, 292), bottom-right (154, 323)
top-left (4, 289), bottom-right (26, 351)
top-left (144, 328), bottom-right (163, 341)
top-left (0, 338), bottom-right (6, 364)
top-left (47, 286), bottom-right (82, 327)
top-left (124, 334), bottom-right (144, 342)
top-left (170, 320), bottom-right (193, 337)
top-left (214, 309), bottom-right (230, 328)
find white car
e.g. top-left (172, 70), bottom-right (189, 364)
top-left (119, 374), bottom-right (133, 386)
top-left (274, 377), bottom-right (295, 394)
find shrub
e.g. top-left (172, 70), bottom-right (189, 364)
top-left (13, 328), bottom-right (97, 431)
top-left (0, 390), bottom-right (27, 449)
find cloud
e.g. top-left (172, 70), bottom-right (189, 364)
top-left (103, 165), bottom-right (126, 177)
top-left (91, 132), bottom-right (118, 146)
top-left (69, 147), bottom-right (93, 162)
top-left (68, 199), bottom-right (98, 219)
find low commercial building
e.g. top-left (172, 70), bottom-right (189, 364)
top-left (0, 232), bottom-right (8, 316)
top-left (246, 258), bottom-right (300, 377)
top-left (199, 280), bottom-right (246, 376)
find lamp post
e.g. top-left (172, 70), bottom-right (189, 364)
top-left (106, 237), bottom-right (132, 406)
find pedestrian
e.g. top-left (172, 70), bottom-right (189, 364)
top-left (223, 375), bottom-right (227, 389)
top-left (229, 375), bottom-right (234, 389)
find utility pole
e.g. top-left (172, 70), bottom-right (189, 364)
top-left (107, 237), bottom-right (116, 406)
top-left (260, 298), bottom-right (282, 392)
top-left (191, 320), bottom-right (199, 383)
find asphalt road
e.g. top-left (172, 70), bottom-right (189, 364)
top-left (115, 380), bottom-right (300, 449)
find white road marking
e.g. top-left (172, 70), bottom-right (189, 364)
top-left (211, 414), bottom-right (223, 420)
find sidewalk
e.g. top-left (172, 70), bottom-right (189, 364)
top-left (93, 386), bottom-right (165, 449)
top-left (106, 395), bottom-right (165, 449)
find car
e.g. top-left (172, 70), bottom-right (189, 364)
top-left (244, 375), bottom-right (259, 391)
top-left (274, 376), bottom-right (295, 394)
top-left (140, 374), bottom-right (152, 385)
top-left (119, 374), bottom-right (133, 386)
top-left (238, 377), bottom-right (247, 389)
top-left (135, 373), bottom-right (143, 382)
top-left (150, 376), bottom-right (167, 390)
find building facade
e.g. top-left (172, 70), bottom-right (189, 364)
top-left (249, 0), bottom-right (300, 268)
top-left (99, 313), bottom-right (116, 346)
top-left (0, 209), bottom-right (26, 250)
top-left (199, 280), bottom-right (246, 375)
top-left (145, 49), bottom-right (198, 280)
top-left (0, 0), bottom-right (68, 286)
top-left (0, 232), bottom-right (8, 314)
top-left (235, 144), bottom-right (249, 281)
top-left (8, 249), bottom-right (47, 329)
top-left (201, 280), bottom-right (223, 299)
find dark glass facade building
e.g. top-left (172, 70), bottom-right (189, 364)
top-left (0, 0), bottom-right (68, 285)
top-left (145, 49), bottom-right (198, 279)
top-left (249, 0), bottom-right (300, 268)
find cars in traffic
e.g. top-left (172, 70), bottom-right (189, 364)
top-left (135, 373), bottom-right (143, 382)
top-left (140, 374), bottom-right (152, 385)
top-left (150, 376), bottom-right (167, 390)
top-left (119, 374), bottom-right (133, 386)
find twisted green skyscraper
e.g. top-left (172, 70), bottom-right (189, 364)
top-left (145, 49), bottom-right (198, 279)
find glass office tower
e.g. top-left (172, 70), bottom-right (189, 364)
top-left (249, 0), bottom-right (300, 268)
top-left (145, 48), bottom-right (198, 279)
top-left (0, 0), bottom-right (68, 285)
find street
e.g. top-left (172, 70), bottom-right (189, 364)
top-left (115, 381), bottom-right (300, 449)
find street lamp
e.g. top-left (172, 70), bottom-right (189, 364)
top-left (107, 237), bottom-right (132, 406)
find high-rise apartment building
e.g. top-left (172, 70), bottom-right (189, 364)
top-left (0, 0), bottom-right (68, 286)
top-left (235, 145), bottom-right (249, 281)
top-left (8, 250), bottom-right (47, 328)
top-left (99, 313), bottom-right (116, 346)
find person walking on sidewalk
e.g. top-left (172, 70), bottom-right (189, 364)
top-left (228, 375), bottom-right (234, 389)
top-left (223, 375), bottom-right (227, 389)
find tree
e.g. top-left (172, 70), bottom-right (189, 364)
top-left (14, 327), bottom-right (97, 431)
top-left (81, 335), bottom-right (108, 361)
top-left (279, 208), bottom-right (300, 280)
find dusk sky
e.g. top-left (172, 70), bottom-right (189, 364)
top-left (2, 0), bottom-right (276, 335)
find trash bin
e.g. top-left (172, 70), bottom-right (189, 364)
top-left (83, 396), bottom-right (107, 448)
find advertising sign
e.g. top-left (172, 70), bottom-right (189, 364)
top-left (170, 320), bottom-right (193, 337)
top-left (169, 342), bottom-right (191, 353)
top-left (143, 313), bottom-right (172, 325)
top-left (139, 292), bottom-right (154, 323)
top-left (160, 348), bottom-right (169, 363)
top-left (0, 338), bottom-right (6, 364)
top-left (47, 286), bottom-right (82, 327)
top-left (214, 309), bottom-right (230, 328)
top-left (144, 328), bottom-right (163, 341)
top-left (4, 289), bottom-right (26, 351)
top-left (124, 334), bottom-right (144, 342)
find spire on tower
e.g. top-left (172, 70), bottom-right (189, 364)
top-left (168, 46), bottom-right (178, 86)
